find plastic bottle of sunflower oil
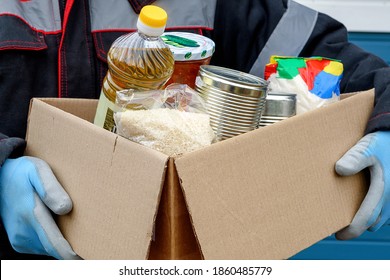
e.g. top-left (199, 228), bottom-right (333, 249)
top-left (94, 5), bottom-right (175, 131)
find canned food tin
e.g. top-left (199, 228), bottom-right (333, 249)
top-left (195, 65), bottom-right (268, 140)
top-left (259, 92), bottom-right (297, 127)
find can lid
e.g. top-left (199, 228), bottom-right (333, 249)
top-left (263, 92), bottom-right (297, 117)
top-left (197, 65), bottom-right (268, 97)
top-left (266, 92), bottom-right (297, 101)
top-left (162, 32), bottom-right (215, 61)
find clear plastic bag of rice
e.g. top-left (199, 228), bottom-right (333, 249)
top-left (114, 84), bottom-right (217, 156)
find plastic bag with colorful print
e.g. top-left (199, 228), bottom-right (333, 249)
top-left (264, 56), bottom-right (343, 115)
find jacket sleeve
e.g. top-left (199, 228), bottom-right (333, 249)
top-left (301, 13), bottom-right (390, 134)
top-left (0, 133), bottom-right (26, 167)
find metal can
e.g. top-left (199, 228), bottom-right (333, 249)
top-left (195, 65), bottom-right (269, 140)
top-left (259, 92), bottom-right (297, 127)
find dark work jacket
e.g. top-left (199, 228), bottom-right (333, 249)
top-left (1, 0), bottom-right (390, 259)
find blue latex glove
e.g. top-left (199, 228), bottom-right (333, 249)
top-left (0, 156), bottom-right (80, 259)
top-left (335, 131), bottom-right (390, 240)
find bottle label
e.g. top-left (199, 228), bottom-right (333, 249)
top-left (93, 91), bottom-right (120, 132)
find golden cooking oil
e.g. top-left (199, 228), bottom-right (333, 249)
top-left (94, 6), bottom-right (174, 131)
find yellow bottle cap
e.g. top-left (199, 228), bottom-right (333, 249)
top-left (139, 5), bottom-right (168, 28)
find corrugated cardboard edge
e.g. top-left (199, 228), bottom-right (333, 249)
top-left (175, 89), bottom-right (374, 260)
top-left (25, 98), bottom-right (169, 259)
top-left (149, 158), bottom-right (202, 259)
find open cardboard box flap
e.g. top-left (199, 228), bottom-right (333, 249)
top-left (175, 89), bottom-right (374, 259)
top-left (26, 98), bottom-right (169, 260)
top-left (25, 89), bottom-right (374, 260)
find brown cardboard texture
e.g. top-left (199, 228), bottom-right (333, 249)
top-left (25, 98), bottom-right (169, 260)
top-left (25, 89), bottom-right (374, 260)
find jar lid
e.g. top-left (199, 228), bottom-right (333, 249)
top-left (161, 32), bottom-right (215, 61)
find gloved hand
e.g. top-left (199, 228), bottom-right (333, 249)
top-left (335, 131), bottom-right (390, 240)
top-left (0, 156), bottom-right (80, 259)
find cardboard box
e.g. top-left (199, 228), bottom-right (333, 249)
top-left (25, 89), bottom-right (374, 260)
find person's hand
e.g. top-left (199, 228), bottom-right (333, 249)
top-left (0, 156), bottom-right (80, 259)
top-left (335, 131), bottom-right (390, 240)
